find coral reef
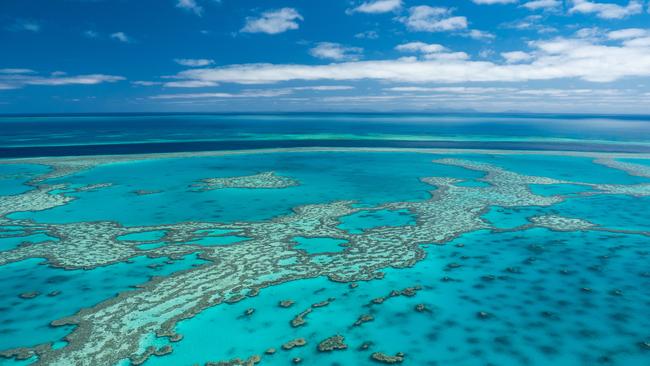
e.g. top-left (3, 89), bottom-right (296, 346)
top-left (191, 171), bottom-right (299, 191)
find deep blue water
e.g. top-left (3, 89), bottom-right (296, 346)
top-left (1, 113), bottom-right (650, 157)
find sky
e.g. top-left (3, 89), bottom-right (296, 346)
top-left (1, 0), bottom-right (650, 114)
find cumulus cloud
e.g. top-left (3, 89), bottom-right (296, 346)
top-left (465, 29), bottom-right (496, 40)
top-left (521, 0), bottom-right (562, 10)
top-left (110, 32), bottom-right (132, 43)
top-left (348, 0), bottom-right (402, 14)
top-left (176, 0), bottom-right (203, 16)
top-left (174, 58), bottom-right (215, 67)
top-left (0, 70), bottom-right (124, 89)
top-left (164, 34), bottom-right (650, 85)
top-left (569, 0), bottom-right (642, 19)
top-left (395, 42), bottom-right (447, 54)
top-left (398, 6), bottom-right (468, 32)
top-left (309, 42), bottom-right (363, 61)
top-left (241, 8), bottom-right (303, 34)
top-left (395, 42), bottom-right (469, 60)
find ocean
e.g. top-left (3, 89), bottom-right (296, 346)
top-left (0, 114), bottom-right (649, 366)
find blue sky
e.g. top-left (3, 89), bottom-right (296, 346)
top-left (1, 0), bottom-right (650, 113)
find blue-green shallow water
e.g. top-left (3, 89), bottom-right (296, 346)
top-left (144, 228), bottom-right (650, 366)
top-left (0, 253), bottom-right (207, 352)
top-left (9, 153), bottom-right (481, 225)
top-left (1, 151), bottom-right (650, 365)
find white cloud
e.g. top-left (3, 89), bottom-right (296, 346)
top-left (241, 8), bottom-right (303, 34)
top-left (349, 0), bottom-right (402, 14)
top-left (386, 86), bottom-right (518, 93)
top-left (174, 58), bottom-right (215, 67)
top-left (607, 28), bottom-right (648, 40)
top-left (522, 0), bottom-right (561, 10)
top-left (292, 85), bottom-right (355, 91)
top-left (164, 80), bottom-right (219, 88)
top-left (132, 81), bottom-right (162, 86)
top-left (355, 30), bottom-right (379, 39)
top-left (472, 0), bottom-right (517, 4)
top-left (396, 42), bottom-right (447, 54)
top-left (0, 71), bottom-right (124, 89)
top-left (574, 27), bottom-right (604, 39)
top-left (569, 0), bottom-right (642, 19)
top-left (501, 51), bottom-right (533, 63)
top-left (465, 29), bottom-right (496, 40)
top-left (151, 89), bottom-right (293, 99)
top-left (165, 35), bottom-right (650, 85)
top-left (177, 0), bottom-right (203, 16)
top-left (398, 6), bottom-right (468, 32)
top-left (309, 42), bottom-right (363, 61)
top-left (395, 42), bottom-right (469, 60)
top-left (25, 75), bottom-right (125, 86)
top-left (110, 32), bottom-right (132, 43)
top-left (151, 86), bottom-right (354, 100)
top-left (0, 68), bottom-right (35, 74)
top-left (502, 15), bottom-right (557, 33)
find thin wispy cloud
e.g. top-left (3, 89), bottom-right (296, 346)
top-left (0, 68), bottom-right (35, 74)
top-left (241, 8), bottom-right (303, 34)
top-left (174, 59), bottom-right (215, 67)
top-left (0, 70), bottom-right (124, 89)
top-left (151, 86), bottom-right (354, 99)
top-left (110, 32), bottom-right (132, 43)
top-left (7, 19), bottom-right (41, 33)
top-left (177, 0), bottom-right (203, 16)
top-left (309, 43), bottom-right (363, 61)
top-left (83, 30), bottom-right (99, 38)
top-left (163, 80), bottom-right (219, 88)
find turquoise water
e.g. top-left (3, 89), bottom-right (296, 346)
top-left (0, 233), bottom-right (58, 251)
top-left (0, 253), bottom-right (207, 351)
top-left (10, 153), bottom-right (480, 226)
top-left (338, 209), bottom-right (417, 234)
top-left (0, 164), bottom-right (48, 196)
top-left (292, 237), bottom-right (348, 254)
top-left (0, 150), bottom-right (649, 365)
top-left (144, 228), bottom-right (650, 366)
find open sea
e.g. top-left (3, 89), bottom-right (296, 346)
top-left (0, 113), bottom-right (649, 366)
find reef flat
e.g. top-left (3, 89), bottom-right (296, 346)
top-left (0, 149), bottom-right (649, 366)
top-left (191, 171), bottom-right (299, 191)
